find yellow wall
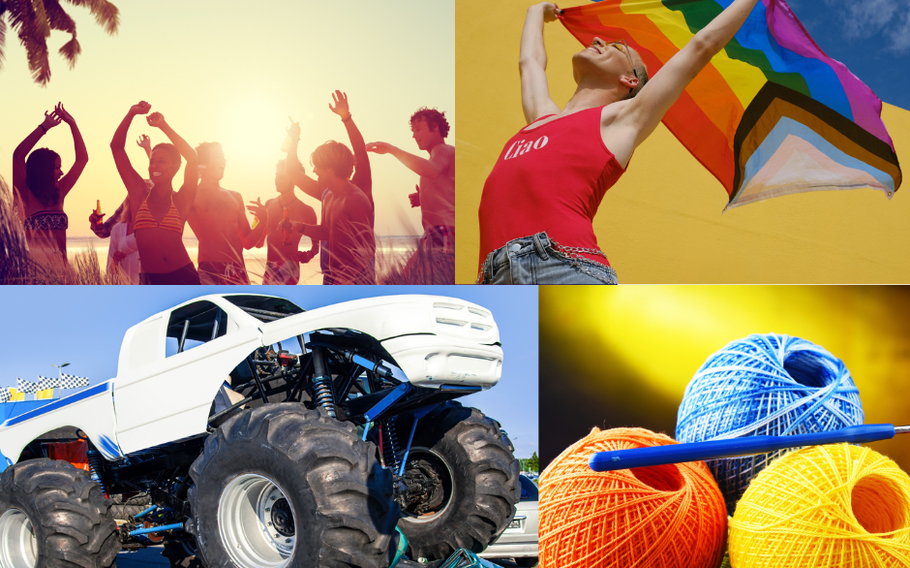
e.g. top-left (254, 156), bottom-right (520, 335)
top-left (456, 0), bottom-right (910, 283)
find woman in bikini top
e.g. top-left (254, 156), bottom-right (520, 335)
top-left (111, 102), bottom-right (199, 283)
top-left (12, 103), bottom-right (88, 266)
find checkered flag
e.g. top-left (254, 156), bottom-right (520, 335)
top-left (60, 373), bottom-right (89, 389)
top-left (0, 388), bottom-right (10, 403)
top-left (36, 376), bottom-right (59, 390)
top-left (17, 378), bottom-right (37, 393)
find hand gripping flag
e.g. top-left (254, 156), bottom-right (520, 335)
top-left (560, 0), bottom-right (902, 209)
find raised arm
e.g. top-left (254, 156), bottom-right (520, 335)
top-left (53, 103), bottom-right (88, 197)
top-left (110, 102), bottom-right (150, 198)
top-left (147, 112), bottom-right (198, 212)
top-left (330, 91), bottom-right (372, 197)
top-left (12, 110), bottom-right (61, 204)
top-left (520, 3), bottom-right (562, 123)
top-left (617, 0), bottom-right (762, 150)
top-left (284, 121), bottom-right (322, 201)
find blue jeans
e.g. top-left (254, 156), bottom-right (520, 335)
top-left (477, 232), bottom-right (618, 285)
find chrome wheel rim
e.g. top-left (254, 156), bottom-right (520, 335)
top-left (0, 508), bottom-right (37, 568)
top-left (218, 474), bottom-right (296, 568)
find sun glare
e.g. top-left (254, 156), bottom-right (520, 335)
top-left (220, 98), bottom-right (288, 167)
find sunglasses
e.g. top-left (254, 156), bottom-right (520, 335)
top-left (610, 40), bottom-right (638, 80)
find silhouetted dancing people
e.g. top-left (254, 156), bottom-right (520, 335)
top-left (284, 90), bottom-right (373, 284)
top-left (12, 103), bottom-right (87, 266)
top-left (283, 141), bottom-right (375, 285)
top-left (367, 107), bottom-right (454, 284)
top-left (111, 102), bottom-right (200, 284)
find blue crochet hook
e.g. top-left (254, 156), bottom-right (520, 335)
top-left (588, 423), bottom-right (910, 472)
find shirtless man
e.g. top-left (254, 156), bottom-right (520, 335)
top-left (367, 107), bottom-right (454, 284)
top-left (187, 142), bottom-right (266, 285)
top-left (257, 159), bottom-right (317, 285)
top-left (477, 0), bottom-right (762, 284)
top-left (111, 102), bottom-right (199, 285)
top-left (284, 90), bottom-right (372, 284)
top-left (282, 141), bottom-right (374, 285)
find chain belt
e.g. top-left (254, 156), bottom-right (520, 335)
top-left (549, 240), bottom-right (617, 283)
top-left (478, 236), bottom-right (618, 284)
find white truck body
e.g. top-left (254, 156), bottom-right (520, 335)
top-left (0, 294), bottom-right (502, 469)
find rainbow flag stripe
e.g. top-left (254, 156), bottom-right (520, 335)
top-left (561, 0), bottom-right (902, 208)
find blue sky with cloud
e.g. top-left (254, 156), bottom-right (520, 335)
top-left (787, 0), bottom-right (910, 110)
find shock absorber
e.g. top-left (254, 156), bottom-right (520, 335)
top-left (311, 347), bottom-right (336, 418)
top-left (86, 447), bottom-right (108, 496)
top-left (382, 417), bottom-right (402, 471)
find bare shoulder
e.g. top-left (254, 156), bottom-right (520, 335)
top-left (226, 188), bottom-right (244, 205)
top-left (432, 143), bottom-right (456, 159)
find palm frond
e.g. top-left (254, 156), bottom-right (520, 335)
top-left (65, 0), bottom-right (119, 34)
top-left (27, 0), bottom-right (52, 41)
top-left (58, 36), bottom-right (80, 67)
top-left (10, 0), bottom-right (51, 85)
top-left (0, 18), bottom-right (7, 70)
top-left (45, 0), bottom-right (77, 35)
top-left (45, 0), bottom-right (80, 67)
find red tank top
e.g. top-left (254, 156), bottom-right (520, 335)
top-left (478, 106), bottom-right (626, 267)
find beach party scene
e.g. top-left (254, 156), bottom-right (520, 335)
top-left (0, 0), bottom-right (454, 285)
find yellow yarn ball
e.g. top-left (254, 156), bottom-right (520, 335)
top-left (730, 443), bottom-right (910, 567)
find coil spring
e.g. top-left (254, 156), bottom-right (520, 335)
top-left (313, 377), bottom-right (336, 418)
top-left (382, 418), bottom-right (402, 471)
top-left (86, 448), bottom-right (107, 495)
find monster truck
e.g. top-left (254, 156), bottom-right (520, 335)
top-left (0, 294), bottom-right (520, 568)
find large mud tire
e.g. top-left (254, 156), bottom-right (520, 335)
top-left (0, 459), bottom-right (120, 568)
top-left (397, 402), bottom-right (520, 561)
top-left (187, 404), bottom-right (398, 568)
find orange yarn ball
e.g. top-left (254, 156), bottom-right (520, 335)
top-left (539, 427), bottom-right (728, 568)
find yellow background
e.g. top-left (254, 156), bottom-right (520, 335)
top-left (539, 286), bottom-right (910, 474)
top-left (456, 0), bottom-right (910, 283)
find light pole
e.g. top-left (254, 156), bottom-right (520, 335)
top-left (50, 363), bottom-right (69, 399)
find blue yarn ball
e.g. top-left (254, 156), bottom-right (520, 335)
top-left (676, 333), bottom-right (864, 515)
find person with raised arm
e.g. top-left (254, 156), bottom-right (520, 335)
top-left (255, 159), bottom-right (318, 285)
top-left (12, 103), bottom-right (88, 266)
top-left (186, 142), bottom-right (267, 285)
top-left (477, 0), bottom-right (762, 285)
top-left (90, 135), bottom-right (154, 238)
top-left (110, 102), bottom-right (200, 285)
top-left (281, 142), bottom-right (375, 285)
top-left (367, 107), bottom-right (455, 284)
top-left (284, 90), bottom-right (373, 284)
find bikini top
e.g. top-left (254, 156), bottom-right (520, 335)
top-left (134, 193), bottom-right (184, 234)
top-left (23, 210), bottom-right (68, 231)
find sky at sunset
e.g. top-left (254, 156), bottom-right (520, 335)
top-left (0, 0), bottom-right (454, 239)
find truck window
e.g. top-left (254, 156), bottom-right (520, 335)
top-left (165, 301), bottom-right (229, 357)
